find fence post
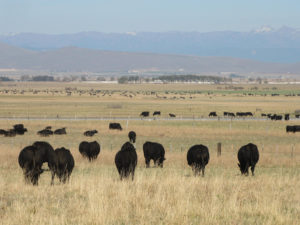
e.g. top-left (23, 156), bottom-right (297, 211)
top-left (217, 142), bottom-right (222, 157)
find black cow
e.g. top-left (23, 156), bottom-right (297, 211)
top-left (114, 142), bottom-right (137, 180)
top-left (143, 141), bottom-right (166, 168)
top-left (18, 145), bottom-right (43, 185)
top-left (79, 141), bottom-right (100, 161)
top-left (153, 111), bottom-right (161, 116)
top-left (209, 112), bottom-right (217, 117)
top-left (84, 130), bottom-right (98, 137)
top-left (285, 114), bottom-right (290, 121)
top-left (3, 129), bottom-right (16, 137)
top-left (237, 143), bottom-right (259, 176)
top-left (13, 124), bottom-right (28, 135)
top-left (286, 125), bottom-right (300, 133)
top-left (37, 129), bottom-right (53, 137)
top-left (236, 112), bottom-right (253, 117)
top-left (54, 147), bottom-right (74, 183)
top-left (187, 145), bottom-right (210, 176)
top-left (140, 111), bottom-right (149, 117)
top-left (54, 128), bottom-right (66, 135)
top-left (109, 123), bottom-right (122, 131)
top-left (169, 113), bottom-right (176, 117)
top-left (270, 114), bottom-right (282, 121)
top-left (18, 141), bottom-right (57, 185)
top-left (0, 129), bottom-right (6, 135)
top-left (128, 131), bottom-right (136, 143)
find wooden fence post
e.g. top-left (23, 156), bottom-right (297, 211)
top-left (217, 142), bottom-right (222, 157)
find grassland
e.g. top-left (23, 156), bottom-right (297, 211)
top-left (0, 82), bottom-right (300, 225)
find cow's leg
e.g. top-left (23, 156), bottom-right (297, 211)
top-left (245, 163), bottom-right (249, 176)
top-left (145, 158), bottom-right (150, 168)
top-left (201, 167), bottom-right (205, 177)
top-left (251, 165), bottom-right (255, 176)
top-left (51, 170), bottom-right (55, 185)
top-left (131, 168), bottom-right (135, 181)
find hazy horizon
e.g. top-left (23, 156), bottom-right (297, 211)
top-left (1, 0), bottom-right (300, 35)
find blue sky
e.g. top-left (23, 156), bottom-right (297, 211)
top-left (0, 0), bottom-right (299, 34)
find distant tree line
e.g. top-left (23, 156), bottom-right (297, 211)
top-left (0, 77), bottom-right (14, 81)
top-left (31, 76), bottom-right (54, 82)
top-left (118, 76), bottom-right (139, 84)
top-left (156, 75), bottom-right (230, 83)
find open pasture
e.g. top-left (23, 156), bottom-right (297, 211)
top-left (0, 83), bottom-right (300, 224)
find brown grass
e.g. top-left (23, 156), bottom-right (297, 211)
top-left (0, 83), bottom-right (300, 224)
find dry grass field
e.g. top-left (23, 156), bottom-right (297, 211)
top-left (0, 82), bottom-right (300, 225)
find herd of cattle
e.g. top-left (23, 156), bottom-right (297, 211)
top-left (0, 120), bottom-right (296, 185)
top-left (1, 121), bottom-right (300, 139)
top-left (139, 110), bottom-right (300, 120)
top-left (17, 127), bottom-right (260, 185)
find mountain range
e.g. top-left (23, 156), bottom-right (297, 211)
top-left (1, 41), bottom-right (300, 74)
top-left (1, 26), bottom-right (300, 63)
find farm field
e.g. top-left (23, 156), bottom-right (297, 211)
top-left (0, 82), bottom-right (300, 225)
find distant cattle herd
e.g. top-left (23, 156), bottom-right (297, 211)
top-left (0, 112), bottom-right (298, 186)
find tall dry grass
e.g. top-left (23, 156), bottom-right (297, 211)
top-left (0, 83), bottom-right (299, 224)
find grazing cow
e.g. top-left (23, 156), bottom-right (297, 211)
top-left (228, 112), bottom-right (235, 117)
top-left (286, 125), bottom-right (300, 133)
top-left (84, 130), bottom-right (98, 137)
top-left (237, 143), bottom-right (259, 176)
top-left (32, 141), bottom-right (57, 184)
top-left (169, 113), bottom-right (176, 117)
top-left (140, 111), bottom-right (149, 117)
top-left (285, 114), bottom-right (290, 121)
top-left (270, 114), bottom-right (282, 121)
top-left (153, 111), bottom-right (161, 116)
top-left (54, 147), bottom-right (74, 183)
top-left (128, 131), bottom-right (136, 143)
top-left (236, 112), bottom-right (253, 117)
top-left (79, 141), bottom-right (100, 161)
top-left (4, 129), bottom-right (16, 137)
top-left (13, 124), bottom-right (28, 135)
top-left (37, 129), bottom-right (53, 137)
top-left (187, 145), bottom-right (210, 176)
top-left (109, 123), bottom-right (122, 131)
top-left (54, 128), bottom-right (66, 135)
top-left (261, 113), bottom-right (267, 117)
top-left (18, 141), bottom-right (57, 185)
top-left (114, 142), bottom-right (137, 180)
top-left (209, 112), bottom-right (217, 117)
top-left (18, 145), bottom-right (43, 185)
top-left (143, 141), bottom-right (166, 168)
